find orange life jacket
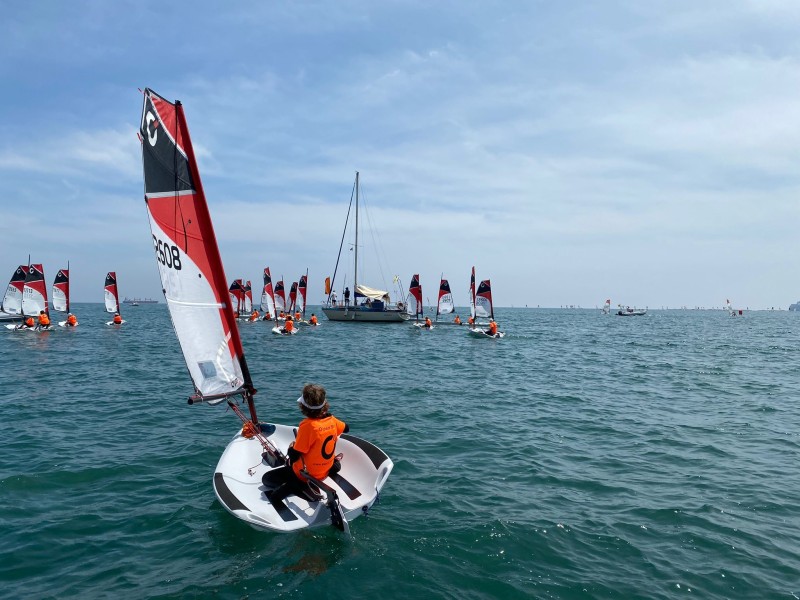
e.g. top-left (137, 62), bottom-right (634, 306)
top-left (489, 322), bottom-right (498, 335)
top-left (292, 415), bottom-right (347, 480)
top-left (309, 315), bottom-right (318, 325)
top-left (295, 312), bottom-right (301, 321)
top-left (67, 315), bottom-right (77, 326)
top-left (468, 317), bottom-right (474, 325)
top-left (39, 314), bottom-right (50, 326)
top-left (454, 316), bottom-right (461, 324)
top-left (279, 311), bottom-right (285, 318)
top-left (25, 317), bottom-right (35, 327)
top-left (250, 310), bottom-right (259, 321)
top-left (284, 320), bottom-right (294, 333)
top-left (113, 315), bottom-right (122, 324)
top-left (425, 318), bottom-right (432, 327)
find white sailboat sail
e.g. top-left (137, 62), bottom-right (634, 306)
top-left (260, 267), bottom-right (276, 317)
top-left (469, 266), bottom-right (477, 321)
top-left (104, 272), bottom-right (120, 314)
top-left (437, 278), bottom-right (454, 316)
top-left (405, 274), bottom-right (422, 318)
top-left (2, 265), bottom-right (27, 315)
top-left (298, 274), bottom-right (308, 316)
top-left (475, 279), bottom-right (493, 318)
top-left (52, 269), bottom-right (70, 313)
top-left (22, 264), bottom-right (48, 316)
top-left (140, 88), bottom-right (249, 401)
top-left (274, 280), bottom-right (286, 313)
top-left (243, 281), bottom-right (253, 313)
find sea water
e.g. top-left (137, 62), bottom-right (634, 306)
top-left (1, 304), bottom-right (798, 599)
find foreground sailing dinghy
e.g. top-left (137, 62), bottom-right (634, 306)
top-left (139, 88), bottom-right (393, 533)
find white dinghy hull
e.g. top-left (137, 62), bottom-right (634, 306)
top-left (213, 423), bottom-right (393, 533)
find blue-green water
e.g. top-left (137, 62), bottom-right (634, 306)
top-left (1, 305), bottom-right (799, 599)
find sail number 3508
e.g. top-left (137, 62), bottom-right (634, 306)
top-left (153, 235), bottom-right (182, 270)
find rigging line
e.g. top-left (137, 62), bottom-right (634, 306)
top-left (360, 184), bottom-right (393, 294)
top-left (228, 401), bottom-right (285, 460)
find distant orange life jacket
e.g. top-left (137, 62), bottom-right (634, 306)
top-left (39, 314), bottom-right (50, 326)
top-left (113, 315), bottom-right (122, 324)
top-left (279, 311), bottom-right (285, 318)
top-left (454, 316), bottom-right (461, 324)
top-left (250, 310), bottom-right (259, 321)
top-left (25, 317), bottom-right (35, 327)
top-left (309, 315), bottom-right (318, 325)
top-left (295, 312), bottom-right (301, 321)
top-left (425, 317), bottom-right (432, 327)
top-left (468, 317), bottom-right (474, 325)
top-left (489, 322), bottom-right (498, 335)
top-left (67, 315), bottom-right (77, 326)
top-left (284, 320), bottom-right (294, 333)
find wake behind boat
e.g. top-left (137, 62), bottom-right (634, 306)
top-left (139, 88), bottom-right (392, 534)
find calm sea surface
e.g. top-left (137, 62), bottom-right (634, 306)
top-left (1, 304), bottom-right (799, 599)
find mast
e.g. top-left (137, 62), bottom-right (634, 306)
top-left (436, 272), bottom-right (443, 322)
top-left (354, 171), bottom-right (359, 302)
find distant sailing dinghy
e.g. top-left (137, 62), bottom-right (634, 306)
top-left (260, 267), bottom-right (276, 321)
top-left (104, 272), bottom-right (126, 325)
top-left (53, 267), bottom-right (75, 327)
top-left (406, 274), bottom-right (431, 330)
top-left (435, 277), bottom-right (455, 325)
top-left (467, 268), bottom-right (504, 338)
top-left (0, 265), bottom-right (27, 323)
top-left (24, 264), bottom-right (52, 331)
top-left (6, 264), bottom-right (52, 331)
top-left (139, 88), bottom-right (392, 534)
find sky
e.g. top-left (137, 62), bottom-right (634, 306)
top-left (1, 0), bottom-right (799, 309)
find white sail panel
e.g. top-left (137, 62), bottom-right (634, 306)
top-left (405, 292), bottom-right (419, 316)
top-left (2, 286), bottom-right (22, 314)
top-left (2, 266), bottom-right (26, 315)
top-left (105, 289), bottom-right (118, 313)
top-left (22, 287), bottom-right (46, 315)
top-left (52, 287), bottom-right (68, 312)
top-left (475, 296), bottom-right (491, 318)
top-left (22, 265), bottom-right (48, 316)
top-left (260, 289), bottom-right (275, 316)
top-left (438, 293), bottom-right (454, 315)
top-left (148, 219), bottom-right (245, 398)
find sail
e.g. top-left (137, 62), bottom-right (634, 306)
top-left (139, 87), bottom-right (248, 400)
top-left (274, 280), bottom-right (286, 312)
top-left (260, 267), bottom-right (276, 317)
top-left (469, 266), bottom-right (477, 320)
top-left (475, 279), bottom-right (493, 318)
top-left (22, 264), bottom-right (48, 316)
top-left (437, 278), bottom-right (454, 315)
top-left (288, 282), bottom-right (298, 313)
top-left (243, 280), bottom-right (253, 313)
top-left (356, 284), bottom-right (390, 302)
top-left (298, 275), bottom-right (308, 315)
top-left (52, 269), bottom-right (70, 313)
top-left (405, 274), bottom-right (423, 317)
top-left (228, 279), bottom-right (245, 314)
top-left (104, 272), bottom-right (120, 314)
top-left (2, 265), bottom-right (27, 315)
